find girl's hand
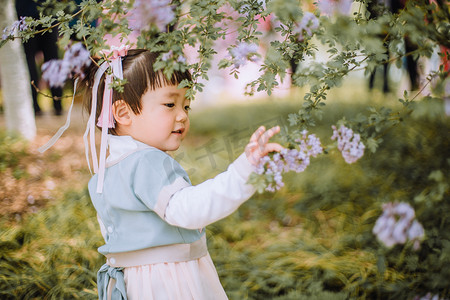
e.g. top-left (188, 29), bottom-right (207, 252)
top-left (245, 126), bottom-right (283, 166)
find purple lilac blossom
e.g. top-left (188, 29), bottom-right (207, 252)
top-left (230, 42), bottom-right (259, 68)
top-left (294, 12), bottom-right (319, 41)
top-left (42, 43), bottom-right (91, 88)
top-left (128, 0), bottom-right (175, 32)
top-left (331, 125), bottom-right (365, 164)
top-left (2, 16), bottom-right (28, 40)
top-left (372, 202), bottom-right (425, 250)
top-left (256, 131), bottom-right (323, 192)
top-left (317, 0), bottom-right (353, 16)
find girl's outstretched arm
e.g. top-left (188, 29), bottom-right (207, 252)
top-left (164, 126), bottom-right (282, 229)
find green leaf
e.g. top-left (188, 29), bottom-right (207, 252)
top-left (366, 138), bottom-right (379, 153)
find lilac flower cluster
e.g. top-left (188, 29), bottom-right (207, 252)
top-left (2, 16), bottom-right (28, 40)
top-left (373, 202), bottom-right (425, 250)
top-left (256, 131), bottom-right (323, 192)
top-left (331, 125), bottom-right (365, 164)
top-left (294, 12), bottom-right (319, 41)
top-left (128, 0), bottom-right (175, 32)
top-left (230, 42), bottom-right (259, 68)
top-left (42, 43), bottom-right (91, 88)
top-left (317, 0), bottom-right (353, 16)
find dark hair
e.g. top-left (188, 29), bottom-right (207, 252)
top-left (80, 49), bottom-right (192, 135)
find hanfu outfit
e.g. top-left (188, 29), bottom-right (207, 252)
top-left (89, 135), bottom-right (256, 300)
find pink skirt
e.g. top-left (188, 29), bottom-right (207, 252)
top-left (123, 253), bottom-right (228, 300)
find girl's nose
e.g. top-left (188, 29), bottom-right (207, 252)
top-left (176, 108), bottom-right (188, 122)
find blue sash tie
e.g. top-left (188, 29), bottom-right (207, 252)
top-left (97, 264), bottom-right (127, 300)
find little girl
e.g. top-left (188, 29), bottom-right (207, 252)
top-left (80, 47), bottom-right (282, 300)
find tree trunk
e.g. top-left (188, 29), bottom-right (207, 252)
top-left (0, 0), bottom-right (36, 140)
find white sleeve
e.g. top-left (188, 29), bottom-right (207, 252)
top-left (164, 153), bottom-right (256, 229)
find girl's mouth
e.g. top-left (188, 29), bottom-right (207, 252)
top-left (172, 129), bottom-right (184, 134)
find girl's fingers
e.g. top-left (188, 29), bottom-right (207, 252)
top-left (257, 126), bottom-right (280, 150)
top-left (250, 126), bottom-right (266, 143)
top-left (262, 143), bottom-right (284, 155)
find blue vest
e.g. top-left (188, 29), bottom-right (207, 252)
top-left (88, 148), bottom-right (204, 256)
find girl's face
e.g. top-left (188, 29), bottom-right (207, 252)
top-left (128, 85), bottom-right (190, 152)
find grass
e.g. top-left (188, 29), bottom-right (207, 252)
top-left (0, 86), bottom-right (449, 299)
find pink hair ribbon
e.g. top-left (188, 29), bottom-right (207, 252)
top-left (83, 44), bottom-right (130, 193)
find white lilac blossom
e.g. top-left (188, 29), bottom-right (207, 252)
top-left (317, 0), bottom-right (353, 16)
top-left (372, 202), bottom-right (425, 250)
top-left (256, 131), bottom-right (323, 192)
top-left (294, 12), bottom-right (319, 41)
top-left (128, 0), bottom-right (175, 31)
top-left (42, 43), bottom-right (91, 88)
top-left (230, 42), bottom-right (259, 68)
top-left (2, 16), bottom-right (28, 40)
top-left (331, 125), bottom-right (365, 164)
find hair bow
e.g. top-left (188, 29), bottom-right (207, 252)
top-left (97, 44), bottom-right (130, 129)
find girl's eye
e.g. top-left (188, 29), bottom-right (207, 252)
top-left (184, 106), bottom-right (191, 112)
top-left (164, 103), bottom-right (175, 108)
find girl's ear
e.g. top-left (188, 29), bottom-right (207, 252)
top-left (112, 100), bottom-right (132, 126)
